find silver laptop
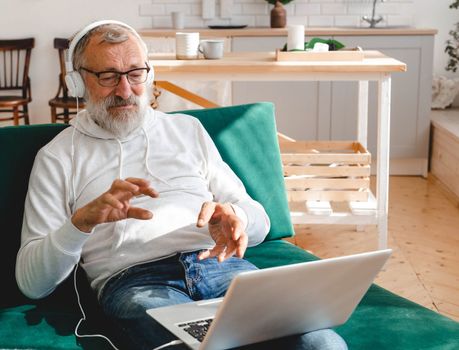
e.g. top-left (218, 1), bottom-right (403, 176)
top-left (147, 249), bottom-right (392, 350)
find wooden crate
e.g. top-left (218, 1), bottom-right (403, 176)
top-left (280, 140), bottom-right (371, 202)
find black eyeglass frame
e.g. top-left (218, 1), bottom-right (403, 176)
top-left (79, 63), bottom-right (151, 87)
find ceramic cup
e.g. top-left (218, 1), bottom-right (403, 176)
top-left (175, 32), bottom-right (200, 60)
top-left (171, 11), bottom-right (184, 29)
top-left (198, 39), bottom-right (224, 59)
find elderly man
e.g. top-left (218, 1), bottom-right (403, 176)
top-left (16, 21), bottom-right (347, 350)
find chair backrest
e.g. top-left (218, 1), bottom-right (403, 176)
top-left (0, 38), bottom-right (34, 97)
top-left (53, 38), bottom-right (71, 98)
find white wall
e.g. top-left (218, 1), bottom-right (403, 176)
top-left (413, 0), bottom-right (458, 78)
top-left (1, 0), bottom-right (458, 123)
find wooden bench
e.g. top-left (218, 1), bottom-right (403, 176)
top-left (430, 108), bottom-right (459, 203)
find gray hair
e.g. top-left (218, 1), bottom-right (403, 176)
top-left (72, 23), bottom-right (143, 70)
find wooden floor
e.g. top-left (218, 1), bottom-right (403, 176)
top-left (285, 175), bottom-right (459, 322)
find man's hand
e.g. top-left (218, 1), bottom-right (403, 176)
top-left (197, 202), bottom-right (248, 262)
top-left (71, 177), bottom-right (158, 233)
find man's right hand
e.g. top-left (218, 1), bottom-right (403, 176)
top-left (71, 177), bottom-right (158, 233)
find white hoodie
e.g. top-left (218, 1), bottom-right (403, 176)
top-left (16, 107), bottom-right (270, 299)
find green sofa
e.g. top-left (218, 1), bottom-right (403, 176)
top-left (1, 102), bottom-right (458, 349)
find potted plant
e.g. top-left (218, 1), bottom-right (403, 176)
top-left (265, 0), bottom-right (294, 28)
top-left (445, 0), bottom-right (459, 72)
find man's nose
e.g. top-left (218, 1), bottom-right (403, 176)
top-left (114, 74), bottom-right (132, 100)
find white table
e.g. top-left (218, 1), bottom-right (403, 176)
top-left (149, 51), bottom-right (407, 249)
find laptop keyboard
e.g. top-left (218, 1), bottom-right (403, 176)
top-left (178, 318), bottom-right (214, 342)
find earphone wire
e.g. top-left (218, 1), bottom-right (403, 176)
top-left (73, 265), bottom-right (120, 350)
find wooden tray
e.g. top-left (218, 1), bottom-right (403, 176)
top-left (280, 140), bottom-right (371, 202)
top-left (275, 48), bottom-right (364, 62)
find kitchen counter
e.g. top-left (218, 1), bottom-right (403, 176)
top-left (139, 27), bottom-right (437, 38)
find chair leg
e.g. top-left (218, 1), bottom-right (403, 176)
top-left (51, 106), bottom-right (57, 123)
top-left (64, 108), bottom-right (70, 124)
top-left (13, 106), bottom-right (19, 125)
top-left (23, 104), bottom-right (30, 124)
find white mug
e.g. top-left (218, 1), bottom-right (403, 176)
top-left (198, 39), bottom-right (224, 59)
top-left (171, 11), bottom-right (184, 29)
top-left (175, 32), bottom-right (200, 60)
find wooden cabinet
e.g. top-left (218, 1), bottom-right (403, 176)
top-left (231, 33), bottom-right (434, 176)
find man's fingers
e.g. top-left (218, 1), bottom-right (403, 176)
top-left (235, 234), bottom-right (248, 258)
top-left (125, 177), bottom-right (159, 198)
top-left (198, 243), bottom-right (225, 260)
top-left (197, 201), bottom-right (217, 227)
top-left (100, 193), bottom-right (124, 210)
top-left (127, 207), bottom-right (153, 220)
top-left (110, 179), bottom-right (140, 196)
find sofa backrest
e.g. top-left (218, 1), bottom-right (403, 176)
top-left (0, 102), bottom-right (293, 307)
top-left (0, 123), bottom-right (68, 307)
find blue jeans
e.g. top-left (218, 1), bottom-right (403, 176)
top-left (99, 251), bottom-right (347, 350)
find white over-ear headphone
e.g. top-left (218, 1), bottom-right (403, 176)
top-left (65, 19), bottom-right (154, 98)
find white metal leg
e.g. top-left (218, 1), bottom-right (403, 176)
top-left (357, 81), bottom-right (369, 148)
top-left (376, 73), bottom-right (391, 249)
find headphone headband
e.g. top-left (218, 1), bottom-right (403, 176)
top-left (64, 19), bottom-right (153, 98)
top-left (66, 19), bottom-right (148, 74)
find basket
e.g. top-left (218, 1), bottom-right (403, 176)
top-left (280, 140), bottom-right (371, 202)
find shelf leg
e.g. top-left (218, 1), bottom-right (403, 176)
top-left (377, 73), bottom-right (391, 249)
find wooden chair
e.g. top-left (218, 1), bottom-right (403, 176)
top-left (49, 38), bottom-right (85, 123)
top-left (0, 38), bottom-right (34, 125)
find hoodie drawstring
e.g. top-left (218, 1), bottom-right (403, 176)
top-left (141, 127), bottom-right (170, 186)
top-left (116, 139), bottom-right (124, 179)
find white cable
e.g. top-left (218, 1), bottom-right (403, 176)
top-left (152, 339), bottom-right (184, 350)
top-left (73, 266), bottom-right (183, 350)
top-left (73, 265), bottom-right (121, 350)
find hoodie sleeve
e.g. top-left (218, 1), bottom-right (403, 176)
top-left (15, 148), bottom-right (90, 299)
top-left (196, 121), bottom-right (270, 246)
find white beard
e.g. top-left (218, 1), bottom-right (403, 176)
top-left (86, 89), bottom-right (150, 139)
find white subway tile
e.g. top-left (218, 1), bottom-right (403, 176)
top-left (190, 4), bottom-right (201, 15)
top-left (184, 16), bottom-right (206, 28)
top-left (140, 4), bottom-right (166, 16)
top-left (308, 15), bottom-right (334, 27)
top-left (151, 16), bottom-right (171, 28)
top-left (242, 3), bottom-right (268, 14)
top-left (230, 4), bottom-right (244, 14)
top-left (287, 16), bottom-right (308, 26)
top-left (295, 4), bottom-right (321, 16)
top-left (387, 15), bottom-right (413, 27)
top-left (285, 4), bottom-right (295, 16)
top-left (165, 4), bottom-right (192, 14)
top-left (229, 15), bottom-right (256, 26)
top-left (255, 15), bottom-right (271, 27)
top-left (334, 15), bottom-right (361, 27)
top-left (347, 3), bottom-right (372, 15)
top-left (321, 3), bottom-right (347, 15)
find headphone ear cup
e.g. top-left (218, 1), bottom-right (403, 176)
top-left (65, 71), bottom-right (85, 98)
top-left (146, 65), bottom-right (155, 86)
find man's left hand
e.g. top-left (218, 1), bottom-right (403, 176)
top-left (196, 202), bottom-right (248, 262)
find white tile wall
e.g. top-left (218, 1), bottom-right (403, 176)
top-left (140, 0), bottom-right (415, 28)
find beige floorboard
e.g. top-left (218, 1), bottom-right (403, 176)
top-left (286, 175), bottom-right (459, 322)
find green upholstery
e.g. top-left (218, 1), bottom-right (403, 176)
top-left (1, 103), bottom-right (458, 349)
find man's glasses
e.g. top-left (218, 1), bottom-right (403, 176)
top-left (80, 64), bottom-right (151, 87)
